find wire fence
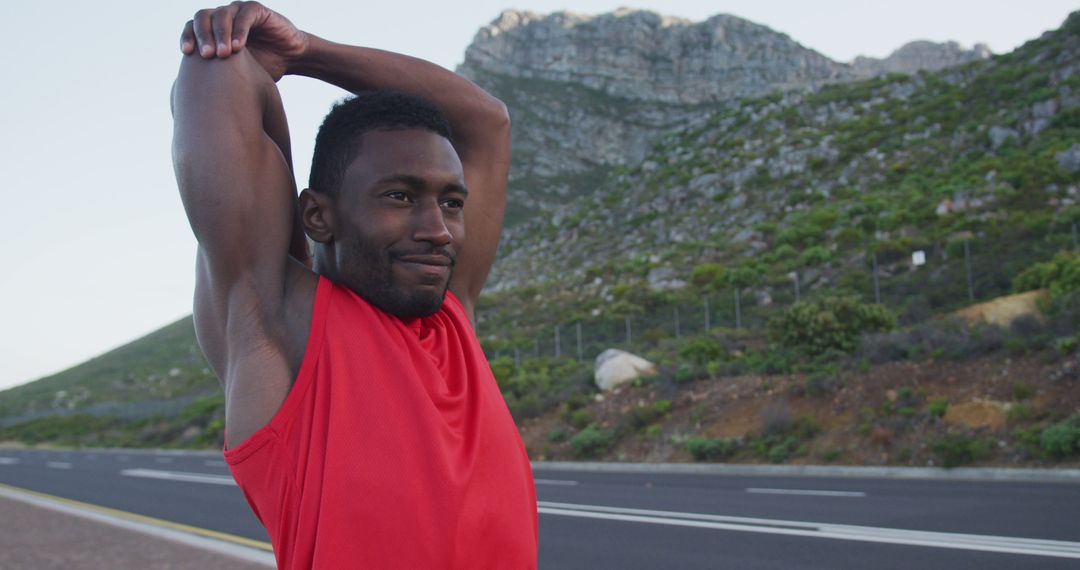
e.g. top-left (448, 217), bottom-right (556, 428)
top-left (481, 223), bottom-right (1079, 365)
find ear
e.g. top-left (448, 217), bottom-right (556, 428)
top-left (299, 188), bottom-right (334, 243)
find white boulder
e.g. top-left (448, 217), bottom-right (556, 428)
top-left (594, 349), bottom-right (658, 391)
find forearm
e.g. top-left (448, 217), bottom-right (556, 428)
top-left (287, 36), bottom-right (508, 155)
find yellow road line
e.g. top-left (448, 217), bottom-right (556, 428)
top-left (0, 482), bottom-right (273, 552)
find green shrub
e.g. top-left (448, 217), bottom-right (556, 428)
top-left (625, 401), bottom-right (671, 432)
top-left (792, 415), bottom-right (821, 439)
top-left (1013, 250), bottom-right (1080, 300)
top-left (929, 399), bottom-right (949, 418)
top-left (690, 263), bottom-right (727, 292)
top-left (1040, 416), bottom-right (1080, 458)
top-left (750, 434), bottom-right (800, 462)
top-left (1006, 404), bottom-right (1031, 424)
top-left (570, 425), bottom-right (618, 458)
top-left (799, 245), bottom-right (833, 267)
top-left (507, 393), bottom-right (541, 420)
top-left (930, 435), bottom-right (989, 468)
top-left (1012, 383), bottom-right (1034, 401)
top-left (674, 364), bottom-right (695, 384)
top-left (678, 336), bottom-right (727, 366)
top-left (564, 393), bottom-right (591, 411)
top-left (770, 296), bottom-right (897, 356)
top-left (488, 356), bottom-right (515, 385)
top-left (547, 430), bottom-right (567, 443)
top-left (687, 437), bottom-right (738, 461)
top-left (568, 409), bottom-right (593, 430)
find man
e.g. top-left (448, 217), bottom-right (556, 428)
top-left (171, 3), bottom-right (538, 568)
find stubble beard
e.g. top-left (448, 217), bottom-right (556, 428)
top-left (341, 238), bottom-right (452, 319)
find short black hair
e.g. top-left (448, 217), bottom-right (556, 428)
top-left (308, 91), bottom-right (452, 195)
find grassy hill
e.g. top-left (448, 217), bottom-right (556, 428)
top-left (0, 317), bottom-right (214, 423)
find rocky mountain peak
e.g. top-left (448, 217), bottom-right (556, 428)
top-left (459, 8), bottom-right (852, 104)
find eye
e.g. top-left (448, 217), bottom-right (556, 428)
top-left (385, 191), bottom-right (413, 203)
top-left (441, 198), bottom-right (465, 210)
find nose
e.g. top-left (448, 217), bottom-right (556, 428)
top-left (412, 201), bottom-right (452, 247)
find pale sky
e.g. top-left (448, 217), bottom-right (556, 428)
top-left (0, 0), bottom-right (1075, 391)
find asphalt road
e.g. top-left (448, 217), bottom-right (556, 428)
top-left (1, 448), bottom-right (1078, 569)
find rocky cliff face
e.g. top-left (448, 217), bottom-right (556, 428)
top-left (851, 40), bottom-right (992, 76)
top-left (458, 8), bottom-right (853, 105)
top-left (457, 9), bottom-right (996, 226)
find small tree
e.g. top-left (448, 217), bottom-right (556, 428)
top-left (690, 262), bottom-right (727, 293)
top-left (770, 296), bottom-right (897, 356)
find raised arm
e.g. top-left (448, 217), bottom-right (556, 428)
top-left (173, 27), bottom-right (315, 446)
top-left (182, 2), bottom-right (510, 320)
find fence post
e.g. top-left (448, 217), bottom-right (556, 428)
top-left (625, 315), bottom-right (632, 346)
top-left (872, 253), bottom-right (881, 305)
top-left (734, 287), bottom-right (742, 330)
top-left (1072, 221), bottom-right (1077, 250)
top-left (554, 325), bottom-right (561, 358)
top-left (964, 239), bottom-right (975, 302)
top-left (674, 307), bottom-right (681, 339)
top-left (704, 298), bottom-right (711, 331)
top-left (576, 322), bottom-right (583, 361)
top-left (514, 348), bottom-right (521, 368)
top-left (534, 338), bottom-right (540, 358)
top-left (793, 271), bottom-right (801, 303)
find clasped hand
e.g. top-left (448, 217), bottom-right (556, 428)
top-left (180, 1), bottom-right (308, 80)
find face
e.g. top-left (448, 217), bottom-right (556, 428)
top-left (325, 129), bottom-right (467, 319)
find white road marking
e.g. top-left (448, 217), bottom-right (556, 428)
top-left (747, 487), bottom-right (866, 497)
top-left (203, 460), bottom-right (226, 468)
top-left (121, 468), bottom-right (235, 486)
top-left (155, 457), bottom-right (174, 463)
top-left (535, 479), bottom-right (578, 486)
top-left (0, 457), bottom-right (19, 465)
top-left (537, 501), bottom-right (1080, 559)
top-left (46, 462), bottom-right (73, 469)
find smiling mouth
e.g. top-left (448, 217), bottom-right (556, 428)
top-left (395, 254), bottom-right (453, 267)
top-left (393, 255), bottom-right (453, 282)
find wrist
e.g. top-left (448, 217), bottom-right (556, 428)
top-left (285, 32), bottom-right (327, 77)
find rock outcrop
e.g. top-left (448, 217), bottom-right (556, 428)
top-left (459, 8), bottom-right (853, 105)
top-left (851, 41), bottom-right (992, 77)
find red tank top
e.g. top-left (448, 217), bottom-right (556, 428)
top-left (223, 276), bottom-right (538, 569)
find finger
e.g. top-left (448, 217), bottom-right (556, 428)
top-left (192, 9), bottom-right (215, 58)
top-left (211, 4), bottom-right (241, 58)
top-left (231, 2), bottom-right (261, 51)
top-left (180, 20), bottom-right (195, 54)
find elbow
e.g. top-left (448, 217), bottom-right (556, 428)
top-left (489, 97), bottom-right (511, 132)
top-left (479, 97), bottom-right (510, 145)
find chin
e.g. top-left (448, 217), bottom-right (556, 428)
top-left (372, 287), bottom-right (447, 319)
